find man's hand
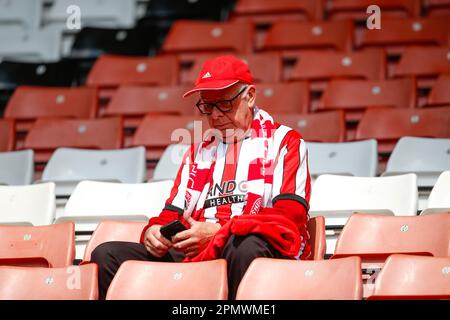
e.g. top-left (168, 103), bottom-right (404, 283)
top-left (172, 217), bottom-right (221, 258)
top-left (144, 224), bottom-right (173, 258)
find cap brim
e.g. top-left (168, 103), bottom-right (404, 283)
top-left (183, 80), bottom-right (240, 98)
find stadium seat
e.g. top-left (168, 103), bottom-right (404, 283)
top-left (423, 0), bottom-right (450, 16)
top-left (332, 213), bottom-right (449, 261)
top-left (327, 0), bottom-right (421, 21)
top-left (236, 257), bottom-right (362, 300)
top-left (131, 115), bottom-right (207, 161)
top-left (272, 111), bottom-right (346, 142)
top-left (4, 86), bottom-right (98, 132)
top-left (0, 0), bottom-right (42, 30)
top-left (231, 0), bottom-right (321, 24)
top-left (106, 260), bottom-right (228, 300)
top-left (152, 144), bottom-right (190, 181)
top-left (70, 27), bottom-right (155, 59)
top-left (0, 264), bottom-right (98, 300)
top-left (394, 47), bottom-right (450, 80)
top-left (355, 17), bottom-right (450, 53)
top-left (59, 180), bottom-right (173, 259)
top-left (162, 20), bottom-right (254, 55)
top-left (181, 52), bottom-right (283, 84)
top-left (45, 0), bottom-right (136, 28)
top-left (427, 73), bottom-right (450, 106)
top-left (289, 49), bottom-right (387, 82)
top-left (0, 222), bottom-right (74, 268)
top-left (310, 174), bottom-right (418, 255)
top-left (86, 55), bottom-right (179, 90)
top-left (308, 139), bottom-right (378, 178)
top-left (252, 82), bottom-right (310, 114)
top-left (356, 106), bottom-right (450, 155)
top-left (82, 220), bottom-right (147, 262)
top-left (383, 137), bottom-right (450, 188)
top-left (0, 26), bottom-right (62, 62)
top-left (0, 119), bottom-right (14, 152)
top-left (24, 117), bottom-right (123, 163)
top-left (318, 78), bottom-right (416, 122)
top-left (260, 20), bottom-right (353, 52)
top-left (103, 85), bottom-right (197, 129)
top-left (308, 216), bottom-right (327, 260)
top-left (41, 147), bottom-right (147, 197)
top-left (421, 171), bottom-right (450, 216)
top-left (0, 150), bottom-right (34, 185)
top-left (368, 254), bottom-right (450, 299)
top-left (0, 182), bottom-right (55, 226)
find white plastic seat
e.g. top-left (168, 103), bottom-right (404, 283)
top-left (0, 0), bottom-right (42, 31)
top-left (384, 137), bottom-right (450, 188)
top-left (421, 171), bottom-right (450, 215)
top-left (0, 26), bottom-right (62, 62)
top-left (59, 180), bottom-right (173, 259)
top-left (308, 140), bottom-right (378, 178)
top-left (42, 147), bottom-right (146, 197)
top-left (310, 174), bottom-right (418, 255)
top-left (0, 150), bottom-right (34, 185)
top-left (152, 144), bottom-right (190, 181)
top-left (0, 183), bottom-right (56, 226)
top-left (45, 0), bottom-right (137, 29)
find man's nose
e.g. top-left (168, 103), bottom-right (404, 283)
top-left (210, 106), bottom-right (224, 119)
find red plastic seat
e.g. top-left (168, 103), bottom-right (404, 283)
top-left (86, 55), bottom-right (178, 89)
top-left (162, 20), bottom-right (254, 55)
top-left (308, 216), bottom-right (326, 260)
top-left (4, 86), bottom-right (98, 132)
top-left (260, 20), bottom-right (353, 52)
top-left (424, 0), bottom-right (450, 16)
top-left (0, 222), bottom-right (75, 268)
top-left (104, 85), bottom-right (197, 129)
top-left (273, 111), bottom-right (346, 142)
top-left (132, 115), bottom-right (207, 161)
top-left (24, 117), bottom-right (123, 163)
top-left (106, 260), bottom-right (228, 300)
top-left (368, 254), bottom-right (450, 300)
top-left (356, 17), bottom-right (450, 53)
top-left (0, 119), bottom-right (15, 152)
top-left (289, 49), bottom-right (387, 81)
top-left (231, 0), bottom-right (321, 24)
top-left (0, 264), bottom-right (98, 300)
top-left (327, 0), bottom-right (421, 20)
top-left (427, 74), bottom-right (450, 106)
top-left (318, 78), bottom-right (416, 122)
top-left (82, 220), bottom-right (147, 262)
top-left (181, 52), bottom-right (282, 84)
top-left (236, 257), bottom-right (363, 300)
top-left (255, 82), bottom-right (310, 114)
top-left (394, 47), bottom-right (450, 78)
top-left (356, 106), bottom-right (450, 154)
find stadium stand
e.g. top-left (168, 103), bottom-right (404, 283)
top-left (307, 139), bottom-right (378, 178)
top-left (368, 254), bottom-right (450, 299)
top-left (0, 119), bottom-right (14, 152)
top-left (0, 150), bottom-right (34, 185)
top-left (106, 260), bottom-right (228, 300)
top-left (236, 257), bottom-right (362, 300)
top-left (0, 222), bottom-right (74, 268)
top-left (0, 264), bottom-right (98, 300)
top-left (0, 182), bottom-right (55, 226)
top-left (421, 171), bottom-right (450, 215)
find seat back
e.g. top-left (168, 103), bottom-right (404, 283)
top-left (0, 222), bottom-right (75, 267)
top-left (0, 119), bottom-right (15, 152)
top-left (106, 260), bottom-right (228, 300)
top-left (395, 47), bottom-right (450, 78)
top-left (255, 82), bottom-right (310, 114)
top-left (307, 216), bottom-right (326, 260)
top-left (421, 171), bottom-right (450, 215)
top-left (427, 73), bottom-right (450, 106)
top-left (0, 150), bottom-right (34, 185)
top-left (236, 257), bottom-right (362, 300)
top-left (152, 144), bottom-right (190, 181)
top-left (0, 264), bottom-right (98, 300)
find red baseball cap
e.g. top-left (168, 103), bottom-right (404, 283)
top-left (183, 55), bottom-right (254, 98)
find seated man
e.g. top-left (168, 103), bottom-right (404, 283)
top-left (91, 55), bottom-right (311, 300)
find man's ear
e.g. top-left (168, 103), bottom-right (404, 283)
top-left (246, 85), bottom-right (256, 107)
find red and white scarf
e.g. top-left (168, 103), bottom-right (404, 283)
top-left (183, 108), bottom-right (277, 219)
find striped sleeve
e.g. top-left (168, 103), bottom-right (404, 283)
top-left (271, 130), bottom-right (311, 211)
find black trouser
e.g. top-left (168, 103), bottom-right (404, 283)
top-left (91, 234), bottom-right (287, 300)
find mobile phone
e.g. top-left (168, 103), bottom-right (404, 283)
top-left (160, 220), bottom-right (187, 240)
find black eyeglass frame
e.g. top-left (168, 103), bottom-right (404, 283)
top-left (196, 86), bottom-right (248, 115)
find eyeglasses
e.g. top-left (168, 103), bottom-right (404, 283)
top-left (196, 86), bottom-right (248, 115)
